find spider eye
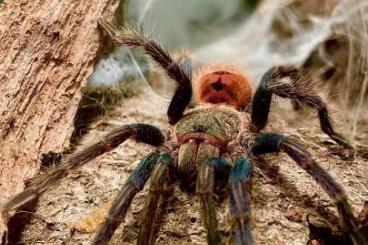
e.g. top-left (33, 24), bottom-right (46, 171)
top-left (211, 80), bottom-right (224, 91)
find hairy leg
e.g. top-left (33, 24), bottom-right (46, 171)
top-left (195, 143), bottom-right (221, 245)
top-left (252, 133), bottom-right (366, 245)
top-left (196, 158), bottom-right (230, 245)
top-left (2, 124), bottom-right (164, 214)
top-left (196, 156), bottom-right (254, 245)
top-left (93, 152), bottom-right (169, 244)
top-left (99, 20), bottom-right (192, 124)
top-left (228, 157), bottom-right (254, 245)
top-left (250, 66), bottom-right (351, 147)
top-left (138, 153), bottom-right (174, 245)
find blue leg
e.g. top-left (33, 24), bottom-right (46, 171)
top-left (229, 157), bottom-right (254, 245)
top-left (93, 152), bottom-right (163, 245)
top-left (252, 133), bottom-right (366, 245)
top-left (138, 154), bottom-right (174, 245)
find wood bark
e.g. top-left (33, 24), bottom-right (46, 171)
top-left (0, 0), bottom-right (119, 240)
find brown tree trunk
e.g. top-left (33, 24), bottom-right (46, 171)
top-left (0, 0), bottom-right (119, 240)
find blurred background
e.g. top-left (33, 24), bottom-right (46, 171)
top-left (86, 0), bottom-right (368, 141)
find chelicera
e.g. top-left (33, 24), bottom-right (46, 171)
top-left (2, 20), bottom-right (366, 245)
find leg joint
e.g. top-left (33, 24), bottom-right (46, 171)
top-left (229, 157), bottom-right (252, 183)
top-left (251, 133), bottom-right (284, 156)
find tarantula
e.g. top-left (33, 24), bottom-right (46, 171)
top-left (2, 20), bottom-right (367, 245)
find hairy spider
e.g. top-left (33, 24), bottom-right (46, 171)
top-left (2, 20), bottom-right (367, 245)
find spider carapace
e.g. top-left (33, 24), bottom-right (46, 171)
top-left (194, 68), bottom-right (252, 110)
top-left (2, 20), bottom-right (367, 245)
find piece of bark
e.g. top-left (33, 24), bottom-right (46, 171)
top-left (0, 0), bottom-right (119, 240)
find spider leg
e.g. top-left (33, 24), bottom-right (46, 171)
top-left (252, 133), bottom-right (367, 245)
top-left (229, 157), bottom-right (254, 245)
top-left (184, 141), bottom-right (220, 244)
top-left (99, 20), bottom-right (192, 125)
top-left (93, 152), bottom-right (168, 244)
top-left (2, 124), bottom-right (164, 214)
top-left (196, 157), bottom-right (231, 245)
top-left (250, 66), bottom-right (351, 148)
top-left (138, 153), bottom-right (174, 245)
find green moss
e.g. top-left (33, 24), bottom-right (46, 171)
top-left (71, 79), bottom-right (141, 146)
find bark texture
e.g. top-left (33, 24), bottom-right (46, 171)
top-left (0, 0), bottom-right (118, 240)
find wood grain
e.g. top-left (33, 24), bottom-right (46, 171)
top-left (0, 0), bottom-right (119, 240)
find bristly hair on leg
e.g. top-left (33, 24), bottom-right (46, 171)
top-left (1, 124), bottom-right (164, 214)
top-left (266, 68), bottom-right (351, 148)
top-left (98, 20), bottom-right (191, 88)
top-left (98, 20), bottom-right (192, 124)
top-left (266, 67), bottom-right (323, 112)
top-left (252, 134), bottom-right (366, 244)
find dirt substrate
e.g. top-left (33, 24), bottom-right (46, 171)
top-left (11, 91), bottom-right (368, 245)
